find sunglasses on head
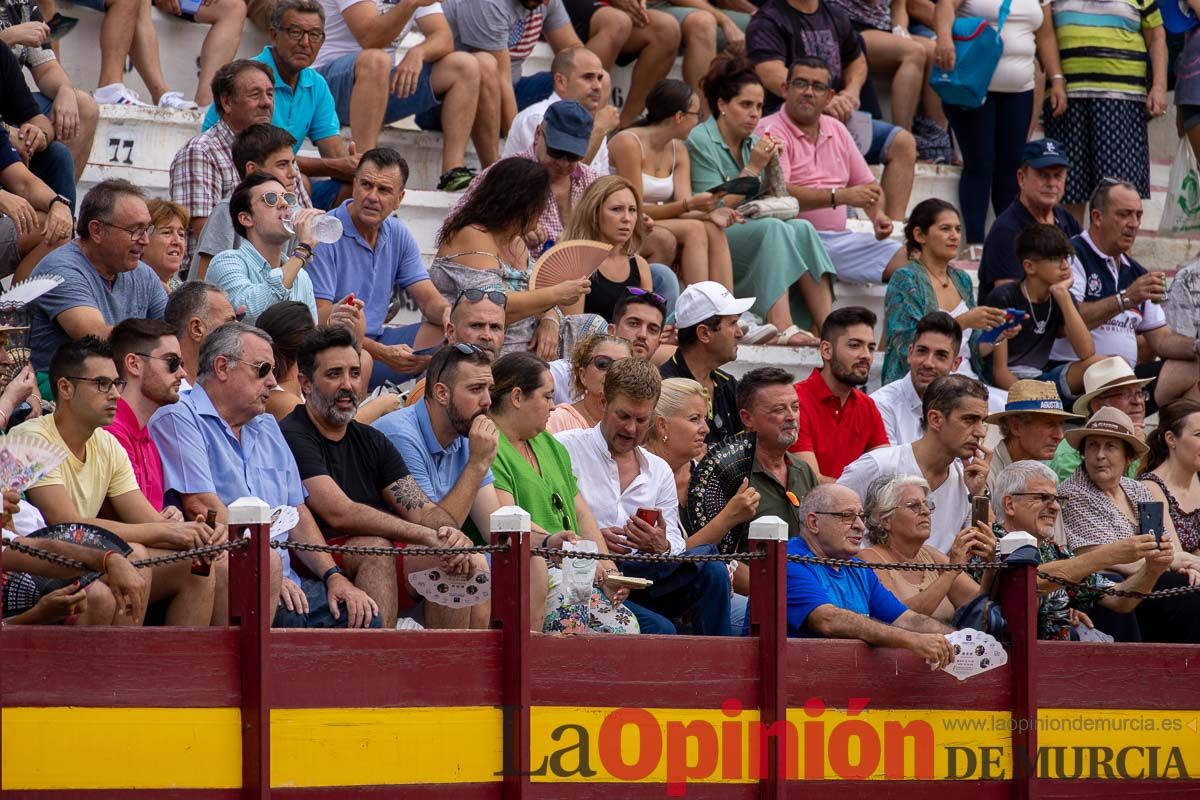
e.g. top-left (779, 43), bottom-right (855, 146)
top-left (546, 146), bottom-right (583, 163)
top-left (433, 342), bottom-right (486, 386)
top-left (260, 191), bottom-right (299, 208)
top-left (136, 352), bottom-right (184, 373)
top-left (230, 357), bottom-right (274, 379)
top-left (626, 286), bottom-right (666, 305)
top-left (452, 288), bottom-right (508, 310)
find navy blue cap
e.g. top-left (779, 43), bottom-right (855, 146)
top-left (542, 101), bottom-right (593, 158)
top-left (1021, 138), bottom-right (1070, 169)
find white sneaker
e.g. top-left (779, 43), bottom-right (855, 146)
top-left (93, 83), bottom-right (150, 106)
top-left (741, 322), bottom-right (779, 345)
top-left (157, 91), bottom-right (198, 111)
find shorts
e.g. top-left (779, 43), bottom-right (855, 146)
top-left (646, 2), bottom-right (752, 50)
top-left (865, 118), bottom-right (900, 165)
top-left (272, 575), bottom-right (384, 628)
top-left (323, 533), bottom-right (417, 612)
top-left (73, 0), bottom-right (107, 11)
top-left (815, 228), bottom-right (902, 284)
top-left (560, 0), bottom-right (639, 67)
top-left (316, 54), bottom-right (439, 128)
top-left (0, 217), bottom-right (18, 280)
top-left (1182, 104), bottom-right (1200, 133)
top-left (309, 179), bottom-right (342, 211)
top-left (1042, 96), bottom-right (1150, 205)
top-left (1041, 362), bottom-right (1074, 404)
top-left (419, 70), bottom-right (553, 134)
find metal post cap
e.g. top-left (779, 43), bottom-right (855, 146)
top-left (490, 505), bottom-right (532, 534)
top-left (749, 516), bottom-right (789, 541)
top-left (228, 496), bottom-right (271, 525)
top-left (999, 530), bottom-right (1038, 556)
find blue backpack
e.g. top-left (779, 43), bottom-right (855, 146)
top-left (929, 0), bottom-right (1013, 109)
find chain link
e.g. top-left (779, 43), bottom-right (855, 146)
top-left (4, 538), bottom-right (88, 571)
top-left (1035, 570), bottom-right (1200, 600)
top-left (129, 538), bottom-right (248, 568)
top-left (787, 553), bottom-right (1010, 571)
top-left (272, 540), bottom-right (510, 558)
top-left (530, 546), bottom-right (763, 563)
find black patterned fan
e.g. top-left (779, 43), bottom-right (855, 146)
top-left (685, 432), bottom-right (757, 554)
top-left (26, 522), bottom-right (131, 594)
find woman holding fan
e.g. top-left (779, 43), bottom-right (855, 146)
top-left (430, 159), bottom-right (608, 362)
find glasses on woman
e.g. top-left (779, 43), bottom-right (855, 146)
top-left (894, 498), bottom-right (936, 515)
top-left (136, 352), bottom-right (184, 372)
top-left (588, 355), bottom-right (616, 371)
top-left (260, 191), bottom-right (299, 209)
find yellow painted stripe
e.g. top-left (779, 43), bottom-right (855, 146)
top-left (270, 707), bottom-right (503, 787)
top-left (2, 707), bottom-right (242, 789)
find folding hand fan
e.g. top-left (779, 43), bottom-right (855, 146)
top-left (529, 240), bottom-right (619, 291)
top-left (685, 432), bottom-right (758, 554)
top-left (0, 434), bottom-right (68, 491)
top-left (0, 275), bottom-right (63, 308)
top-left (0, 347), bottom-right (30, 385)
top-left (24, 522), bottom-right (132, 595)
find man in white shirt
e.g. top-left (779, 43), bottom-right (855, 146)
top-left (869, 311), bottom-right (962, 445)
top-left (555, 356), bottom-right (732, 635)
top-left (503, 45), bottom-right (616, 173)
top-left (312, 0), bottom-right (497, 190)
top-left (1048, 179), bottom-right (1200, 410)
top-left (840, 374), bottom-right (993, 553)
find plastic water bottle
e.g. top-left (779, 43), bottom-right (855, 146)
top-left (284, 210), bottom-right (343, 244)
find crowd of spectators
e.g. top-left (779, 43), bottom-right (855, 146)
top-left (3, 0), bottom-right (1200, 651)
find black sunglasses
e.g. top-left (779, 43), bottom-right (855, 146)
top-left (136, 352), bottom-right (184, 372)
top-left (433, 342), bottom-right (486, 386)
top-left (588, 355), bottom-right (617, 371)
top-left (452, 288), bottom-right (508, 310)
top-left (230, 358), bottom-right (273, 379)
top-left (550, 492), bottom-right (572, 532)
top-left (626, 286), bottom-right (666, 305)
top-left (546, 146), bottom-right (583, 163)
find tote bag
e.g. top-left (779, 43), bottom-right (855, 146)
top-left (930, 0), bottom-right (1013, 109)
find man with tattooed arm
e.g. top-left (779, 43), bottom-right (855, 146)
top-left (281, 325), bottom-right (487, 629)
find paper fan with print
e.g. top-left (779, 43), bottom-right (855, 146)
top-left (530, 240), bottom-right (618, 291)
top-left (685, 432), bottom-right (757, 554)
top-left (0, 433), bottom-right (68, 491)
top-left (0, 276), bottom-right (63, 308)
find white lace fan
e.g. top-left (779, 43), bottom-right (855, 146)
top-left (0, 433), bottom-right (69, 491)
top-left (0, 275), bottom-right (63, 308)
top-left (529, 240), bottom-right (620, 292)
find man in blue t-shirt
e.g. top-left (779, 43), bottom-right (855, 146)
top-left (769, 484), bottom-right (954, 668)
top-left (307, 148), bottom-right (449, 387)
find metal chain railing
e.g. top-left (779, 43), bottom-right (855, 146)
top-left (530, 546), bottom-right (763, 563)
top-left (787, 553), bottom-right (1010, 571)
top-left (4, 538), bottom-right (88, 571)
top-left (4, 537), bottom-right (248, 570)
top-left (1035, 569), bottom-right (1200, 600)
top-left (272, 540), bottom-right (510, 558)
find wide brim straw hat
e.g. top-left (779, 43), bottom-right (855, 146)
top-left (985, 379), bottom-right (1081, 425)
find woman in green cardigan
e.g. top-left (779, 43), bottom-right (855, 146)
top-left (882, 198), bottom-right (1012, 386)
top-left (685, 56), bottom-right (835, 340)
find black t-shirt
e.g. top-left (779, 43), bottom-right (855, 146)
top-left (280, 405), bottom-right (411, 541)
top-left (746, 0), bottom-right (861, 113)
top-left (977, 200), bottom-right (1082, 305)
top-left (984, 282), bottom-right (1070, 376)
top-left (0, 42), bottom-right (40, 125)
top-left (659, 350), bottom-right (743, 445)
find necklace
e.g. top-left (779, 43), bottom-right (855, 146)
top-left (1021, 283), bottom-right (1049, 335)
top-left (918, 258), bottom-right (951, 289)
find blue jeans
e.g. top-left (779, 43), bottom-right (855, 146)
top-left (620, 544), bottom-right (732, 636)
top-left (272, 576), bottom-right (383, 629)
top-left (648, 262), bottom-right (680, 317)
top-left (944, 90), bottom-right (1033, 242)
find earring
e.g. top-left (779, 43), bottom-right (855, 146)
top-left (662, 435), bottom-right (668, 443)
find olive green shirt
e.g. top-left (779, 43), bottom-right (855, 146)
top-left (749, 451), bottom-right (818, 544)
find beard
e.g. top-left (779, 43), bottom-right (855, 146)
top-left (314, 388), bottom-right (357, 426)
top-left (447, 400), bottom-right (483, 438)
top-left (830, 358), bottom-right (869, 388)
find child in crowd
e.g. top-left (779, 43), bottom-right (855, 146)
top-left (985, 223), bottom-right (1097, 396)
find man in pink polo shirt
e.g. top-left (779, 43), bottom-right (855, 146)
top-left (756, 56), bottom-right (911, 285)
top-left (107, 318), bottom-right (188, 514)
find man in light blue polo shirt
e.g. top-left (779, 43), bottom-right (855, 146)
top-left (375, 343), bottom-right (498, 544)
top-left (149, 321), bottom-right (380, 628)
top-left (308, 148), bottom-right (449, 386)
top-left (202, 0), bottom-right (361, 209)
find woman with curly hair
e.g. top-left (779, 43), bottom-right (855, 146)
top-left (546, 334), bottom-right (631, 433)
top-left (431, 158), bottom-right (607, 362)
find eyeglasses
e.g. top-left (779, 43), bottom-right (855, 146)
top-left (135, 352), bottom-right (184, 372)
top-left (432, 342), bottom-right (485, 387)
top-left (545, 146), bottom-right (583, 163)
top-left (103, 221), bottom-right (155, 241)
top-left (813, 509), bottom-right (866, 525)
top-left (550, 492), bottom-right (572, 532)
top-left (588, 355), bottom-right (617, 371)
top-left (893, 498), bottom-right (936, 515)
top-left (260, 191), bottom-right (299, 209)
top-left (1098, 388), bottom-right (1149, 405)
top-left (230, 358), bottom-right (274, 379)
top-left (1011, 492), bottom-right (1067, 507)
top-left (452, 288), bottom-right (508, 310)
top-left (279, 26), bottom-right (325, 42)
top-left (66, 375), bottom-right (126, 394)
top-left (788, 78), bottom-right (831, 93)
top-left (626, 286), bottom-right (666, 305)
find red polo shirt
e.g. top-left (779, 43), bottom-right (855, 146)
top-left (790, 368), bottom-right (888, 478)
top-left (105, 397), bottom-right (165, 511)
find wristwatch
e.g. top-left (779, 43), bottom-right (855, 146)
top-left (48, 194), bottom-right (70, 211)
top-left (322, 565), bottom-right (346, 585)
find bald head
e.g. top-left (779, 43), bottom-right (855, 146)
top-left (799, 483), bottom-right (866, 560)
top-left (550, 46), bottom-right (605, 112)
top-left (448, 297), bottom-right (506, 356)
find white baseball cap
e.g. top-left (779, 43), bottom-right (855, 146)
top-left (674, 281), bottom-right (756, 329)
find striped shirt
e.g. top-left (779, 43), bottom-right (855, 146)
top-left (509, 7), bottom-right (544, 60)
top-left (1051, 0), bottom-right (1163, 99)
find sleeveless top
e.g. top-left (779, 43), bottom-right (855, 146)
top-left (619, 133), bottom-right (676, 204)
top-left (862, 545), bottom-right (956, 624)
top-left (585, 256), bottom-right (640, 319)
top-left (1138, 472), bottom-right (1200, 552)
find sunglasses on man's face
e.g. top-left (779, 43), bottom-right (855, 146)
top-left (230, 358), bottom-right (274, 379)
top-left (546, 146), bottom-right (582, 163)
top-left (136, 352), bottom-right (184, 373)
top-left (260, 191), bottom-right (299, 209)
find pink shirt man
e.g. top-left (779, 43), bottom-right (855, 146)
top-left (755, 110), bottom-right (875, 233)
top-left (105, 397), bottom-right (165, 511)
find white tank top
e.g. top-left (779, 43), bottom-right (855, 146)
top-left (619, 133), bottom-right (676, 204)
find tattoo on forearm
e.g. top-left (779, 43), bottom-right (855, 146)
top-left (390, 476), bottom-right (430, 511)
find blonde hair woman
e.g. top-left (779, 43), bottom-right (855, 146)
top-left (144, 199), bottom-right (190, 293)
top-left (546, 334), bottom-right (631, 433)
top-left (562, 176), bottom-right (654, 320)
